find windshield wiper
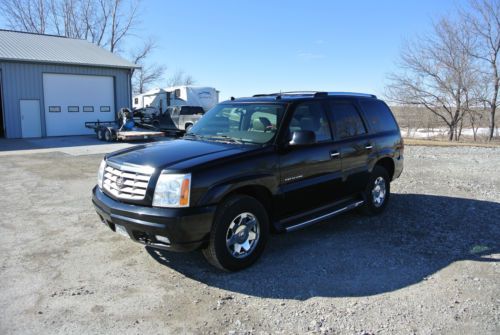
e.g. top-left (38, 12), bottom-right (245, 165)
top-left (202, 135), bottom-right (244, 144)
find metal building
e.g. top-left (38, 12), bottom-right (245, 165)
top-left (0, 30), bottom-right (139, 138)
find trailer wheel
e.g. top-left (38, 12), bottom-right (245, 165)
top-left (104, 128), bottom-right (114, 142)
top-left (97, 128), bottom-right (105, 141)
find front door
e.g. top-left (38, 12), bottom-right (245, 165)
top-left (278, 101), bottom-right (343, 218)
top-left (20, 100), bottom-right (42, 138)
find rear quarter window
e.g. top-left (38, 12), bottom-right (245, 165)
top-left (359, 99), bottom-right (399, 133)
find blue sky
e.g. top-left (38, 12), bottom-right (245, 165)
top-left (0, 0), bottom-right (467, 100)
top-left (132, 0), bottom-right (466, 100)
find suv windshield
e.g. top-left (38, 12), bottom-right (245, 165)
top-left (187, 103), bottom-right (284, 144)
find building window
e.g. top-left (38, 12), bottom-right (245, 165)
top-left (83, 106), bottom-right (94, 112)
top-left (134, 97), bottom-right (138, 104)
top-left (100, 106), bottom-right (111, 112)
top-left (68, 106), bottom-right (79, 113)
top-left (49, 106), bottom-right (61, 113)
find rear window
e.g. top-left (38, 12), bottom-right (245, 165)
top-left (359, 99), bottom-right (399, 133)
top-left (180, 107), bottom-right (204, 115)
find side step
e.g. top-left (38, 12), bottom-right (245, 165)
top-left (284, 200), bottom-right (364, 232)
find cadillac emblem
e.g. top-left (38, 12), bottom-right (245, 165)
top-left (116, 177), bottom-right (125, 189)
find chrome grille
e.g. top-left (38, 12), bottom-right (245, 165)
top-left (103, 163), bottom-right (154, 200)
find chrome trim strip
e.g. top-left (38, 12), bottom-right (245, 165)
top-left (285, 200), bottom-right (364, 232)
top-left (106, 160), bottom-right (155, 175)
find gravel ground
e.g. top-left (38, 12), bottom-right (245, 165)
top-left (0, 145), bottom-right (499, 334)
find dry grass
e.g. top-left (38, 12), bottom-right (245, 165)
top-left (403, 137), bottom-right (500, 148)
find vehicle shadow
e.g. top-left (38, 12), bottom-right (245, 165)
top-left (146, 193), bottom-right (500, 299)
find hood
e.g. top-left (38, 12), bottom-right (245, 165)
top-left (106, 139), bottom-right (250, 171)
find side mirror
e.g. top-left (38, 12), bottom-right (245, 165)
top-left (289, 130), bottom-right (316, 146)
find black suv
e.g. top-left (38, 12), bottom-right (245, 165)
top-left (92, 92), bottom-right (403, 271)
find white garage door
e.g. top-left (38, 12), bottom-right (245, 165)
top-left (43, 73), bottom-right (115, 136)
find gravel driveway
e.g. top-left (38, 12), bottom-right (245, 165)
top-left (0, 145), bottom-right (499, 334)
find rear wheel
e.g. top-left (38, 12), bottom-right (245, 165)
top-left (96, 128), bottom-right (104, 141)
top-left (202, 195), bottom-right (269, 271)
top-left (361, 165), bottom-right (390, 215)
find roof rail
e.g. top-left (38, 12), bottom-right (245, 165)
top-left (251, 91), bottom-right (377, 99)
top-left (327, 92), bottom-right (377, 98)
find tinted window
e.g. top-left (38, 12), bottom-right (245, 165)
top-left (328, 101), bottom-right (366, 139)
top-left (180, 107), bottom-right (204, 115)
top-left (359, 99), bottom-right (398, 132)
top-left (289, 102), bottom-right (332, 142)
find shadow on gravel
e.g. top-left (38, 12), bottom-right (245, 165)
top-left (147, 193), bottom-right (500, 299)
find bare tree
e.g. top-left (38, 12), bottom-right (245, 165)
top-left (0, 0), bottom-right (139, 53)
top-left (166, 70), bottom-right (196, 87)
top-left (460, 0), bottom-right (500, 141)
top-left (130, 40), bottom-right (166, 94)
top-left (386, 18), bottom-right (478, 141)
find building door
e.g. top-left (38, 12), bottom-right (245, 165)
top-left (20, 100), bottom-right (42, 138)
top-left (43, 73), bottom-right (115, 136)
top-left (0, 70), bottom-right (4, 137)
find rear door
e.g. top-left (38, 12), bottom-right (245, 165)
top-left (326, 98), bottom-right (372, 195)
top-left (278, 101), bottom-right (343, 218)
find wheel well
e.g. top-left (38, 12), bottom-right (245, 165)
top-left (375, 157), bottom-right (395, 180)
top-left (223, 185), bottom-right (274, 230)
top-left (185, 122), bottom-right (193, 129)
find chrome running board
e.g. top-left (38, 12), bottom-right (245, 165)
top-left (285, 200), bottom-right (364, 232)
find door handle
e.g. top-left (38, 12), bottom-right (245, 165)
top-left (330, 151), bottom-right (340, 158)
top-left (365, 145), bottom-right (373, 150)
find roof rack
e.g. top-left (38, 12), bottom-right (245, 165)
top-left (252, 91), bottom-right (376, 99)
top-left (327, 92), bottom-right (377, 98)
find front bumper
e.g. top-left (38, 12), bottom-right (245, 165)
top-left (92, 186), bottom-right (215, 251)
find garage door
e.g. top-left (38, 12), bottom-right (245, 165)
top-left (43, 74), bottom-right (115, 136)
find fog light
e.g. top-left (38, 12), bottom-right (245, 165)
top-left (155, 235), bottom-right (170, 244)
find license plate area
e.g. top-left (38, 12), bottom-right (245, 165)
top-left (115, 224), bottom-right (130, 238)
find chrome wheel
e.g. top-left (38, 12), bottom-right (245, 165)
top-left (371, 176), bottom-right (387, 207)
top-left (225, 212), bottom-right (260, 258)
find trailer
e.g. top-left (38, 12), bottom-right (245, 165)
top-left (85, 120), bottom-right (165, 142)
top-left (133, 86), bottom-right (219, 112)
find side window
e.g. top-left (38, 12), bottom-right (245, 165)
top-left (359, 99), bottom-right (399, 133)
top-left (289, 102), bottom-right (332, 142)
top-left (328, 101), bottom-right (366, 139)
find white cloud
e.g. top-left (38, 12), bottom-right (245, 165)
top-left (297, 51), bottom-right (326, 60)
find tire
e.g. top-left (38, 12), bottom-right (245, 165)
top-left (104, 129), bottom-right (114, 142)
top-left (360, 165), bottom-right (391, 216)
top-left (202, 195), bottom-right (269, 271)
top-left (96, 128), bottom-right (104, 141)
top-left (185, 123), bottom-right (193, 132)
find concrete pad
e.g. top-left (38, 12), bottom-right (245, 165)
top-left (0, 135), bottom-right (171, 156)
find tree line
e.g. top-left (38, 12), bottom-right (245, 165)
top-left (0, 0), bottom-right (194, 94)
top-left (386, 0), bottom-right (500, 141)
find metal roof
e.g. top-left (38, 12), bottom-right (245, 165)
top-left (0, 30), bottom-right (139, 69)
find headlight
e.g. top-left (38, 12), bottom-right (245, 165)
top-left (153, 173), bottom-right (191, 208)
top-left (97, 159), bottom-right (106, 189)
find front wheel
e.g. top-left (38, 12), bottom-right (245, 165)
top-left (361, 165), bottom-right (390, 216)
top-left (202, 195), bottom-right (269, 271)
top-left (104, 128), bottom-right (114, 142)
